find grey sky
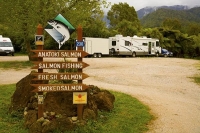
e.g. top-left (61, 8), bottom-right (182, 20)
top-left (106, 0), bottom-right (200, 11)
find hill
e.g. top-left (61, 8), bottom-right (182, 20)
top-left (137, 5), bottom-right (190, 19)
top-left (140, 7), bottom-right (200, 28)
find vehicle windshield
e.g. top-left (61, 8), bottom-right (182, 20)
top-left (0, 42), bottom-right (13, 47)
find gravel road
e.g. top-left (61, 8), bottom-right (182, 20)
top-left (0, 56), bottom-right (200, 133)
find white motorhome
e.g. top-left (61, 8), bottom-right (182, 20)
top-left (0, 36), bottom-right (14, 56)
top-left (109, 35), bottom-right (161, 57)
top-left (83, 37), bottom-right (109, 58)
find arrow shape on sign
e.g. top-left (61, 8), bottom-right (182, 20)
top-left (31, 84), bottom-right (89, 92)
top-left (31, 62), bottom-right (89, 69)
top-left (31, 73), bottom-right (89, 80)
top-left (31, 50), bottom-right (88, 58)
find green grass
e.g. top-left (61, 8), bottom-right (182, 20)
top-left (0, 61), bottom-right (32, 70)
top-left (0, 84), bottom-right (153, 133)
top-left (194, 76), bottom-right (200, 84)
top-left (70, 91), bottom-right (153, 133)
top-left (0, 84), bottom-right (28, 133)
top-left (192, 62), bottom-right (200, 85)
top-left (191, 75), bottom-right (200, 85)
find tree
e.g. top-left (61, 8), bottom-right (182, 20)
top-left (158, 28), bottom-right (194, 57)
top-left (162, 18), bottom-right (181, 30)
top-left (139, 28), bottom-right (164, 47)
top-left (107, 2), bottom-right (141, 35)
top-left (186, 23), bottom-right (200, 36)
top-left (115, 20), bottom-right (138, 36)
top-left (0, 0), bottom-right (109, 60)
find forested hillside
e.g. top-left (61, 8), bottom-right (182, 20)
top-left (140, 7), bottom-right (200, 28)
top-left (137, 5), bottom-right (189, 19)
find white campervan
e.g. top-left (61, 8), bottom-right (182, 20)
top-left (0, 35), bottom-right (14, 56)
top-left (109, 35), bottom-right (161, 57)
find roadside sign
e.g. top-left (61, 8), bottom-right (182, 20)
top-left (73, 92), bottom-right (87, 104)
top-left (33, 23), bottom-right (87, 120)
top-left (31, 84), bottom-right (89, 92)
top-left (31, 62), bottom-right (89, 69)
top-left (31, 50), bottom-right (88, 58)
top-left (76, 41), bottom-right (84, 47)
top-left (31, 73), bottom-right (89, 80)
top-left (35, 35), bottom-right (44, 45)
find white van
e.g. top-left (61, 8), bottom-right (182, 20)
top-left (0, 36), bottom-right (15, 56)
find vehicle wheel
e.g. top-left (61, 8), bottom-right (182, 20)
top-left (155, 52), bottom-right (159, 57)
top-left (12, 53), bottom-right (14, 56)
top-left (132, 52), bottom-right (136, 57)
top-left (98, 53), bottom-right (102, 58)
top-left (110, 48), bottom-right (115, 56)
top-left (93, 53), bottom-right (98, 58)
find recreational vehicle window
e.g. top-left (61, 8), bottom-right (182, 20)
top-left (156, 41), bottom-right (160, 47)
top-left (125, 41), bottom-right (129, 46)
top-left (142, 43), bottom-right (148, 46)
top-left (112, 41), bottom-right (116, 46)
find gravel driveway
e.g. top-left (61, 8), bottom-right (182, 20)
top-left (0, 56), bottom-right (200, 133)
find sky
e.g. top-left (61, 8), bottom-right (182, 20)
top-left (106, 0), bottom-right (200, 11)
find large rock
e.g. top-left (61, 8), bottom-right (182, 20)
top-left (94, 90), bottom-right (115, 111)
top-left (9, 71), bottom-right (45, 112)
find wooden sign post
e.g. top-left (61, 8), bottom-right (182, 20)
top-left (32, 24), bottom-right (89, 120)
top-left (36, 24), bottom-right (44, 119)
top-left (77, 25), bottom-right (84, 120)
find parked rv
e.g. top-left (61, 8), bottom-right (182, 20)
top-left (109, 35), bottom-right (161, 57)
top-left (83, 37), bottom-right (109, 58)
top-left (0, 35), bottom-right (15, 56)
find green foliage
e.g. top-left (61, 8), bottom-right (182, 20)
top-left (107, 2), bottom-right (141, 35)
top-left (139, 28), bottom-right (164, 45)
top-left (141, 7), bottom-right (200, 31)
top-left (162, 18), bottom-right (182, 30)
top-left (0, 0), bottom-right (110, 56)
top-left (83, 17), bottom-right (111, 38)
top-left (156, 28), bottom-right (196, 57)
top-left (186, 23), bottom-right (200, 36)
top-left (115, 20), bottom-right (138, 36)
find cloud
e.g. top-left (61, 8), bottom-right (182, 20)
top-left (107, 0), bottom-right (200, 10)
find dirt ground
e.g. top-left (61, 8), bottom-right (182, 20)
top-left (0, 56), bottom-right (200, 133)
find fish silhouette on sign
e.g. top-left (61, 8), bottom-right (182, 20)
top-left (47, 20), bottom-right (70, 49)
top-left (45, 14), bottom-right (75, 49)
